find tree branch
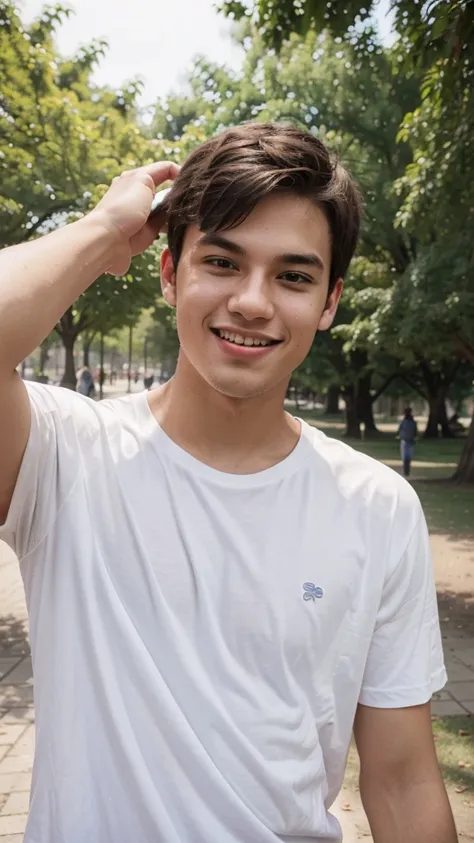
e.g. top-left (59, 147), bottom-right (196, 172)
top-left (5, 201), bottom-right (75, 245)
top-left (370, 373), bottom-right (398, 404)
top-left (75, 310), bottom-right (92, 334)
top-left (400, 375), bottom-right (428, 401)
top-left (453, 334), bottom-right (474, 367)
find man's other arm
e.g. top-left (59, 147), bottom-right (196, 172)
top-left (354, 702), bottom-right (457, 843)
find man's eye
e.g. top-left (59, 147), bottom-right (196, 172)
top-left (280, 272), bottom-right (311, 284)
top-left (205, 257), bottom-right (237, 270)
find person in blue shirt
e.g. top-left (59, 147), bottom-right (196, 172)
top-left (398, 407), bottom-right (418, 477)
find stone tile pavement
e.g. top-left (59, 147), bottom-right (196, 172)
top-left (0, 541), bottom-right (32, 841)
top-left (0, 542), bottom-right (473, 840)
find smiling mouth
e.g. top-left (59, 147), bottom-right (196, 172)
top-left (210, 328), bottom-right (281, 348)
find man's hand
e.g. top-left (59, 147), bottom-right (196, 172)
top-left (354, 703), bottom-right (457, 842)
top-left (90, 161), bottom-right (180, 276)
top-left (0, 160), bottom-right (180, 381)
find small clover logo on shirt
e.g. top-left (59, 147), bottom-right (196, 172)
top-left (303, 582), bottom-right (324, 601)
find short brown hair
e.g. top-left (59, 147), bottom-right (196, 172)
top-left (164, 122), bottom-right (362, 293)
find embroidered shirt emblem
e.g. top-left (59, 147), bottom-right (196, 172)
top-left (303, 582), bottom-right (324, 601)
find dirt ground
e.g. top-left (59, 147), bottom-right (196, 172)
top-left (429, 535), bottom-right (474, 840)
top-left (434, 533), bottom-right (474, 636)
top-left (334, 531), bottom-right (474, 841)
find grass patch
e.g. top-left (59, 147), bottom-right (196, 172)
top-left (299, 410), bottom-right (474, 537)
top-left (432, 716), bottom-right (474, 791)
top-left (344, 717), bottom-right (474, 793)
top-left (416, 485), bottom-right (474, 536)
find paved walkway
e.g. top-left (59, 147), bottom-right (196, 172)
top-left (0, 541), bottom-right (473, 841)
top-left (0, 542), bottom-right (33, 841)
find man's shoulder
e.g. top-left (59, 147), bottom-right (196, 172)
top-left (301, 420), bottom-right (421, 521)
top-left (98, 390), bottom-right (148, 424)
top-left (25, 380), bottom-right (150, 440)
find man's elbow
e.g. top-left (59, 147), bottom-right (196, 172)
top-left (359, 755), bottom-right (444, 801)
top-left (359, 767), bottom-right (457, 843)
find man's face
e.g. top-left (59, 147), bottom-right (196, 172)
top-left (161, 192), bottom-right (343, 399)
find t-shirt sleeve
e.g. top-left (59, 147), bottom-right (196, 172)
top-left (359, 506), bottom-right (447, 708)
top-left (0, 382), bottom-right (86, 560)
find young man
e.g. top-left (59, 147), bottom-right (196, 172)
top-left (398, 406), bottom-right (418, 478)
top-left (0, 123), bottom-right (456, 842)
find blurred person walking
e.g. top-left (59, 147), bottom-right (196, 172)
top-left (398, 407), bottom-right (418, 477)
top-left (76, 365), bottom-right (95, 398)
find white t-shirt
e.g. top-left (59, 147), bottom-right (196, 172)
top-left (0, 382), bottom-right (446, 843)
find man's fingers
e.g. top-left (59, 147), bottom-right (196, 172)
top-left (136, 161), bottom-right (180, 187)
top-left (113, 162), bottom-right (179, 201)
top-left (129, 219), bottom-right (163, 256)
top-left (116, 161), bottom-right (179, 184)
top-left (153, 161), bottom-right (180, 184)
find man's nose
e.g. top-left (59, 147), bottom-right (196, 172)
top-left (227, 274), bottom-right (275, 321)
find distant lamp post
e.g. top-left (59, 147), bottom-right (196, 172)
top-left (144, 335), bottom-right (148, 379)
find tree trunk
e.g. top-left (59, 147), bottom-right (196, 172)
top-left (127, 325), bottom-right (133, 394)
top-left (437, 399), bottom-right (455, 438)
top-left (356, 374), bottom-right (378, 436)
top-left (60, 332), bottom-right (77, 389)
top-left (325, 385), bottom-right (341, 415)
top-left (82, 331), bottom-right (96, 368)
top-left (99, 333), bottom-right (105, 399)
top-left (343, 385), bottom-right (361, 439)
top-left (39, 340), bottom-right (50, 376)
top-left (424, 401), bottom-right (441, 438)
top-left (341, 349), bottom-right (368, 439)
top-left (424, 394), bottom-right (452, 438)
top-left (419, 358), bottom-right (459, 439)
top-left (57, 309), bottom-right (81, 390)
top-left (452, 411), bottom-right (474, 483)
top-left (110, 350), bottom-right (116, 384)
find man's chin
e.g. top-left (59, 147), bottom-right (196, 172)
top-left (205, 371), bottom-right (283, 401)
top-left (177, 351), bottom-right (291, 401)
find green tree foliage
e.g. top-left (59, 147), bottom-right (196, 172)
top-left (0, 1), bottom-right (172, 384)
top-left (221, 0), bottom-right (474, 71)
top-left (0, 1), bottom-right (145, 246)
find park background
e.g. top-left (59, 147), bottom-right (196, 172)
top-left (0, 0), bottom-right (473, 839)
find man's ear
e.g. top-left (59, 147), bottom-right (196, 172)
top-left (160, 247), bottom-right (177, 307)
top-left (318, 278), bottom-right (344, 331)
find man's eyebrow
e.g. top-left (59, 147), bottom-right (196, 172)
top-left (197, 232), bottom-right (246, 256)
top-left (279, 252), bottom-right (325, 272)
top-left (197, 233), bottom-right (325, 272)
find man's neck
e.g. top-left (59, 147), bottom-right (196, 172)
top-left (147, 353), bottom-right (300, 474)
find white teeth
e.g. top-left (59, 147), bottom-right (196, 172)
top-left (216, 329), bottom-right (271, 347)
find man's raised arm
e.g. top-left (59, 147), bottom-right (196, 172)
top-left (0, 162), bottom-right (178, 523)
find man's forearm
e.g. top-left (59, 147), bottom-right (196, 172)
top-left (361, 777), bottom-right (458, 842)
top-left (0, 217), bottom-right (118, 373)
